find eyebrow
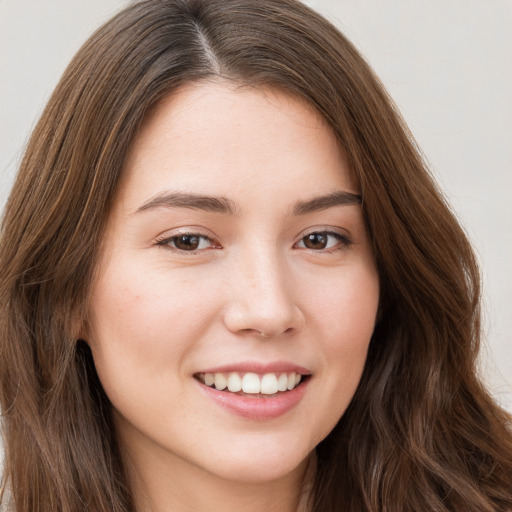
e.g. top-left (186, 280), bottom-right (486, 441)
top-left (292, 190), bottom-right (362, 215)
top-left (135, 190), bottom-right (361, 216)
top-left (136, 192), bottom-right (239, 215)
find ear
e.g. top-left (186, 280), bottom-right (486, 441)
top-left (374, 293), bottom-right (384, 327)
top-left (70, 310), bottom-right (91, 345)
top-left (76, 323), bottom-right (92, 346)
top-left (375, 303), bottom-right (383, 324)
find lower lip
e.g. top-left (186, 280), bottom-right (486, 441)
top-left (197, 378), bottom-right (309, 421)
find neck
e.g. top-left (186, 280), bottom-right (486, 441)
top-left (118, 429), bottom-right (312, 512)
top-left (128, 454), bottom-right (310, 512)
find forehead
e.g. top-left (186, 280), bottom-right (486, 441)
top-left (118, 80), bottom-right (358, 211)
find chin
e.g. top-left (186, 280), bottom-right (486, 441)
top-left (202, 432), bottom-right (313, 484)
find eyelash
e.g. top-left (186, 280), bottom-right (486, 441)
top-left (155, 232), bottom-right (217, 253)
top-left (154, 229), bottom-right (352, 254)
top-left (295, 230), bottom-right (353, 253)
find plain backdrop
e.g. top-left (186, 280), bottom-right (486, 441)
top-left (0, 1), bottom-right (511, 414)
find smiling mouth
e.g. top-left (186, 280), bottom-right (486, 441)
top-left (195, 371), bottom-right (310, 397)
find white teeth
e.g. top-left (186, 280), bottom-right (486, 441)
top-left (260, 374), bottom-right (279, 394)
top-left (201, 371), bottom-right (305, 394)
top-left (277, 373), bottom-right (288, 392)
top-left (242, 372), bottom-right (261, 393)
top-left (214, 373), bottom-right (227, 391)
top-left (227, 372), bottom-right (242, 392)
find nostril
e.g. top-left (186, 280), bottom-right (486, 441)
top-left (238, 328), bottom-right (267, 337)
top-left (222, 300), bottom-right (305, 338)
top-left (240, 326), bottom-right (296, 339)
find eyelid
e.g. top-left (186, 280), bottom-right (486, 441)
top-left (153, 227), bottom-right (221, 253)
top-left (294, 227), bottom-right (353, 251)
top-left (152, 226), bottom-right (352, 254)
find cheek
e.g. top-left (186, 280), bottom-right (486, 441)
top-left (302, 264), bottom-right (378, 421)
top-left (307, 263), bottom-right (379, 344)
top-left (86, 260), bottom-right (219, 382)
top-left (85, 263), bottom-right (222, 431)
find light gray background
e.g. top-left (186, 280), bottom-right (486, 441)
top-left (1, 1), bottom-right (511, 412)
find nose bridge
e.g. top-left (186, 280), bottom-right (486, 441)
top-left (223, 243), bottom-right (303, 337)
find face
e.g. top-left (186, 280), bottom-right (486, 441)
top-left (86, 81), bottom-right (379, 486)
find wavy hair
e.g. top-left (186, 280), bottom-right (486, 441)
top-left (1, 1), bottom-right (511, 511)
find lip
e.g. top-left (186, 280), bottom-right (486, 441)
top-left (197, 361), bottom-right (312, 375)
top-left (196, 376), bottom-right (310, 421)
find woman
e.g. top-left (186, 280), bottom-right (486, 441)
top-left (1, 1), bottom-right (511, 511)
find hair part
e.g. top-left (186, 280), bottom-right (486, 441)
top-left (1, 1), bottom-right (511, 511)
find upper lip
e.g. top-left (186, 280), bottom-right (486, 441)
top-left (196, 361), bottom-right (312, 375)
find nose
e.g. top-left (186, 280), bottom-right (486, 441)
top-left (222, 249), bottom-right (305, 339)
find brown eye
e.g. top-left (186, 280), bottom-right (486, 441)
top-left (159, 234), bottom-right (214, 252)
top-left (173, 235), bottom-right (201, 250)
top-left (303, 233), bottom-right (328, 250)
top-left (296, 231), bottom-right (351, 251)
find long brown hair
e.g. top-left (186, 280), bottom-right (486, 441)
top-left (1, 1), bottom-right (511, 511)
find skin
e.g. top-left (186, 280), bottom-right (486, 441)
top-left (85, 80), bottom-right (380, 512)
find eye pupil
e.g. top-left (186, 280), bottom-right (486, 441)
top-left (304, 233), bottom-right (327, 250)
top-left (174, 235), bottom-right (200, 251)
